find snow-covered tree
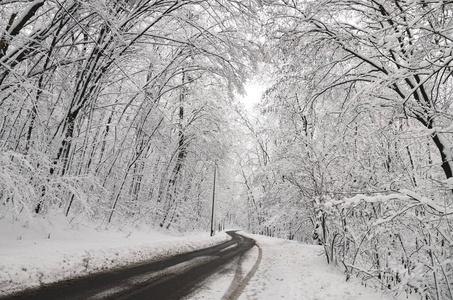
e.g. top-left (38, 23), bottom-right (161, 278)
top-left (0, 0), bottom-right (260, 231)
top-left (245, 1), bottom-right (453, 298)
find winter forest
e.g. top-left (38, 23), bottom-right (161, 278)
top-left (1, 0), bottom-right (453, 299)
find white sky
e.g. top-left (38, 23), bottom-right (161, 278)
top-left (241, 82), bottom-right (265, 110)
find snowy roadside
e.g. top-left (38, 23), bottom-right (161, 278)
top-left (189, 232), bottom-right (418, 300)
top-left (0, 215), bottom-right (230, 297)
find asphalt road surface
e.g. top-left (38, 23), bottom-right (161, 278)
top-left (2, 231), bottom-right (256, 300)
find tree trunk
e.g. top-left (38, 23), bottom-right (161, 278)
top-left (160, 71), bottom-right (187, 228)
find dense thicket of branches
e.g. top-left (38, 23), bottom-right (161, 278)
top-left (0, 0), bottom-right (258, 229)
top-left (235, 1), bottom-right (453, 299)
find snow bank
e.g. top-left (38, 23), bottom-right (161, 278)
top-left (190, 232), bottom-right (417, 300)
top-left (238, 233), bottom-right (406, 300)
top-left (0, 215), bottom-right (230, 296)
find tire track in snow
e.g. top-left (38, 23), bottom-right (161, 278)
top-left (222, 244), bottom-right (263, 300)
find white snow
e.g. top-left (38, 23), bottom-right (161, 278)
top-left (443, 177), bottom-right (453, 185)
top-left (1, 219), bottom-right (418, 299)
top-left (0, 214), bottom-right (230, 296)
top-left (188, 232), bottom-right (417, 300)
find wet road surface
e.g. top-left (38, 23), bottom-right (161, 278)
top-left (1, 231), bottom-right (255, 300)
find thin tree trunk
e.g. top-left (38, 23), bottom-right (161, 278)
top-left (160, 71), bottom-right (187, 227)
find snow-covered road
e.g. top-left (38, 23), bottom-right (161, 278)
top-left (188, 232), bottom-right (416, 300)
top-left (3, 231), bottom-right (255, 300)
top-left (1, 216), bottom-right (416, 300)
top-left (0, 215), bottom-right (231, 297)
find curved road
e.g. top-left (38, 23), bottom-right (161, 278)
top-left (2, 231), bottom-right (256, 300)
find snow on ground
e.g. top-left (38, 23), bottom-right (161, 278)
top-left (1, 218), bottom-right (420, 300)
top-left (189, 232), bottom-right (417, 300)
top-left (0, 214), bottom-right (230, 297)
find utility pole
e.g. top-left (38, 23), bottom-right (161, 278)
top-left (210, 162), bottom-right (216, 236)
